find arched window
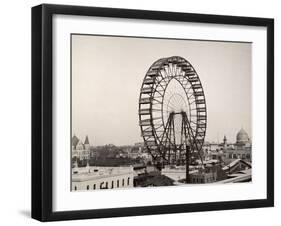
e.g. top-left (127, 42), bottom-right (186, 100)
top-left (87, 185), bottom-right (89, 190)
top-left (111, 181), bottom-right (114, 189)
top-left (127, 177), bottom-right (130, 185)
top-left (122, 179), bottom-right (125, 186)
top-left (93, 184), bottom-right (96, 190)
top-left (74, 186), bottom-right (77, 191)
top-left (117, 180), bottom-right (119, 188)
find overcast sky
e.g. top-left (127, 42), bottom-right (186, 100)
top-left (72, 34), bottom-right (251, 146)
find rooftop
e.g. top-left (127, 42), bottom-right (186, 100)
top-left (72, 166), bottom-right (134, 182)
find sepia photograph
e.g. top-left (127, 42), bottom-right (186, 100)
top-left (71, 34), bottom-right (252, 191)
top-left (31, 4), bottom-right (273, 221)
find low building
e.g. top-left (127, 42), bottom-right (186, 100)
top-left (161, 165), bottom-right (188, 181)
top-left (222, 159), bottom-right (251, 174)
top-left (162, 160), bottom-right (228, 183)
top-left (72, 166), bottom-right (134, 191)
top-left (215, 169), bottom-right (252, 183)
top-left (135, 174), bottom-right (174, 187)
top-left (161, 165), bottom-right (201, 181)
top-left (189, 171), bottom-right (217, 184)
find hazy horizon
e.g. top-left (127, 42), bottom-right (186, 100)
top-left (72, 34), bottom-right (252, 146)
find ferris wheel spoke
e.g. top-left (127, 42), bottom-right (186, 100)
top-left (172, 64), bottom-right (177, 76)
top-left (167, 66), bottom-right (172, 76)
top-left (152, 98), bottom-right (163, 104)
top-left (154, 89), bottom-right (164, 97)
top-left (171, 63), bottom-right (176, 76)
top-left (165, 98), bottom-right (181, 110)
top-left (162, 68), bottom-right (169, 78)
top-left (160, 70), bottom-right (167, 79)
top-left (170, 64), bottom-right (174, 76)
top-left (157, 81), bottom-right (167, 91)
top-left (187, 93), bottom-right (194, 99)
top-left (185, 85), bottom-right (193, 94)
top-left (189, 99), bottom-right (196, 105)
top-left (166, 65), bottom-right (170, 76)
top-left (167, 65), bottom-right (172, 76)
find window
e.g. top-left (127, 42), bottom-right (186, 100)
top-left (93, 184), bottom-right (96, 190)
top-left (74, 186), bottom-right (77, 191)
top-left (87, 185), bottom-right (89, 190)
top-left (105, 182), bottom-right (108, 189)
top-left (127, 177), bottom-right (130, 185)
top-left (111, 181), bottom-right (114, 189)
top-left (117, 180), bottom-right (119, 188)
top-left (122, 179), bottom-right (125, 186)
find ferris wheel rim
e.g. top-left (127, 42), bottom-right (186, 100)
top-left (139, 56), bottom-right (207, 163)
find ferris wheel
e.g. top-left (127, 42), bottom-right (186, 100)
top-left (139, 56), bottom-right (207, 166)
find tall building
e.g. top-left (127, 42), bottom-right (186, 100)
top-left (223, 135), bottom-right (227, 147)
top-left (72, 135), bottom-right (91, 160)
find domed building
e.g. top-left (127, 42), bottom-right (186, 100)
top-left (219, 128), bottom-right (252, 163)
top-left (236, 128), bottom-right (250, 145)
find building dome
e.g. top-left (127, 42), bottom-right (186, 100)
top-left (236, 128), bottom-right (249, 144)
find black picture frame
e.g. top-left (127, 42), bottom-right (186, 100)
top-left (32, 3), bottom-right (274, 222)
